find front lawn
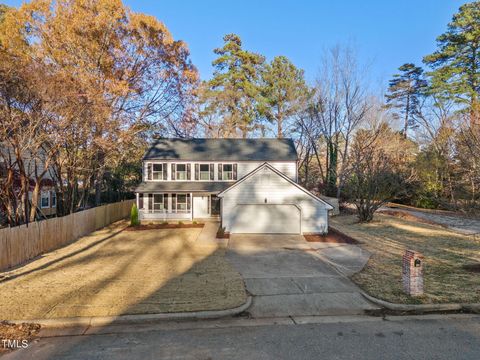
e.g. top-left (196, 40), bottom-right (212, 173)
top-left (0, 221), bottom-right (246, 320)
top-left (330, 214), bottom-right (480, 304)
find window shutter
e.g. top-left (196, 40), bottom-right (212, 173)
top-left (218, 163), bottom-right (222, 180)
top-left (187, 194), bottom-right (191, 211)
top-left (163, 163), bottom-right (168, 180)
top-left (210, 164), bottom-right (214, 180)
top-left (233, 164), bottom-right (238, 180)
top-left (172, 194), bottom-right (176, 211)
top-left (148, 194), bottom-right (153, 210)
top-left (147, 163), bottom-right (152, 180)
top-left (195, 164), bottom-right (199, 180)
top-left (187, 163), bottom-right (191, 180)
top-left (171, 163), bottom-right (176, 180)
top-left (163, 194), bottom-right (168, 210)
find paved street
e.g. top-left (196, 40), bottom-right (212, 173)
top-left (226, 234), bottom-right (378, 317)
top-left (4, 314), bottom-right (480, 359)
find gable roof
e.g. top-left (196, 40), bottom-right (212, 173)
top-left (217, 162), bottom-right (334, 210)
top-left (143, 138), bottom-right (298, 161)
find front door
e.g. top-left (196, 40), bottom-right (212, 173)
top-left (193, 195), bottom-right (209, 218)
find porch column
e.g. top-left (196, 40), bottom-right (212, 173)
top-left (190, 192), bottom-right (193, 220)
top-left (136, 193), bottom-right (139, 209)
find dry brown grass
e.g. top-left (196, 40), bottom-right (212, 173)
top-left (331, 214), bottom-right (480, 304)
top-left (0, 221), bottom-right (246, 320)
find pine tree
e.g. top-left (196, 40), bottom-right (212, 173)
top-left (259, 56), bottom-right (310, 138)
top-left (385, 63), bottom-right (426, 138)
top-left (200, 34), bottom-right (265, 138)
top-left (424, 2), bottom-right (480, 115)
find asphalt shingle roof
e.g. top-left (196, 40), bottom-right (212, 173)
top-left (135, 181), bottom-right (232, 193)
top-left (142, 138), bottom-right (298, 161)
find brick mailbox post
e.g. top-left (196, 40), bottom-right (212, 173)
top-left (402, 250), bottom-right (424, 296)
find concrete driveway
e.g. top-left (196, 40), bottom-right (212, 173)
top-left (226, 234), bottom-right (378, 317)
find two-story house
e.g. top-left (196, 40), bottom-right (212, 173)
top-left (135, 138), bottom-right (332, 234)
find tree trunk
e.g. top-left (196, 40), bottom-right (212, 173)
top-left (277, 114), bottom-right (283, 138)
top-left (29, 181), bottom-right (40, 222)
top-left (325, 141), bottom-right (338, 197)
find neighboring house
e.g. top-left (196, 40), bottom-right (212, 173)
top-left (0, 147), bottom-right (57, 221)
top-left (135, 138), bottom-right (333, 234)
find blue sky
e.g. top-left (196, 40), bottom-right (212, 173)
top-left (4, 0), bottom-right (469, 90)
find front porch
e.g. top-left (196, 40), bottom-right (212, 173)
top-left (137, 192), bottom-right (221, 221)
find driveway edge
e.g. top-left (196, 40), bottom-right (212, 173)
top-left (9, 296), bottom-right (253, 329)
top-left (361, 292), bottom-right (480, 314)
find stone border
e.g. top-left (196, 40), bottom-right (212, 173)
top-left (361, 292), bottom-right (480, 314)
top-left (8, 296), bottom-right (252, 329)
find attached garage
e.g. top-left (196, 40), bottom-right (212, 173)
top-left (218, 163), bottom-right (333, 235)
top-left (230, 204), bottom-right (301, 234)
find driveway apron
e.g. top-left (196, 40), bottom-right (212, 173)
top-left (226, 234), bottom-right (378, 317)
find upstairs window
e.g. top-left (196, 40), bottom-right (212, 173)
top-left (147, 163), bottom-right (167, 180)
top-left (222, 164), bottom-right (233, 180)
top-left (176, 164), bottom-right (187, 180)
top-left (199, 164), bottom-right (210, 180)
top-left (152, 164), bottom-right (163, 180)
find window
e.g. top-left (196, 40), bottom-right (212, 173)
top-left (222, 164), bottom-right (233, 180)
top-left (176, 164), bottom-right (187, 180)
top-left (152, 164), bottom-right (163, 180)
top-left (51, 191), bottom-right (56, 208)
top-left (177, 194), bottom-right (187, 212)
top-left (153, 194), bottom-right (164, 211)
top-left (199, 164), bottom-right (210, 180)
top-left (41, 192), bottom-right (50, 208)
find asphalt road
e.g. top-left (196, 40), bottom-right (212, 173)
top-left (4, 314), bottom-right (480, 360)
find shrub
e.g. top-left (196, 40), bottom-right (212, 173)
top-left (217, 227), bottom-right (226, 238)
top-left (178, 221), bottom-right (184, 225)
top-left (192, 220), bottom-right (198, 225)
top-left (162, 221), bottom-right (168, 225)
top-left (130, 204), bottom-right (140, 226)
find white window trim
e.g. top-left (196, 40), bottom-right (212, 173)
top-left (222, 163), bottom-right (234, 181)
top-left (176, 194), bottom-right (188, 212)
top-left (176, 164), bottom-right (187, 181)
top-left (199, 164), bottom-right (210, 181)
top-left (153, 194), bottom-right (164, 211)
top-left (40, 191), bottom-right (50, 209)
top-left (152, 163), bottom-right (164, 181)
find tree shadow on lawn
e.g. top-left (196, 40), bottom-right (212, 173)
top-left (0, 222), bottom-right (128, 284)
top-left (0, 225), bottom-right (245, 325)
top-left (3, 250), bottom-right (246, 359)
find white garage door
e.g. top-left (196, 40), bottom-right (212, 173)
top-left (230, 204), bottom-right (301, 234)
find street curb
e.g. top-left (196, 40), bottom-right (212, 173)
top-left (9, 296), bottom-right (253, 329)
top-left (360, 292), bottom-right (480, 314)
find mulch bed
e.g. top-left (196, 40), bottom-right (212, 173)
top-left (304, 227), bottom-right (360, 244)
top-left (0, 321), bottom-right (41, 355)
top-left (216, 230), bottom-right (230, 239)
top-left (125, 223), bottom-right (204, 231)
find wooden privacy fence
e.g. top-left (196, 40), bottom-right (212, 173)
top-left (0, 199), bottom-right (134, 271)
